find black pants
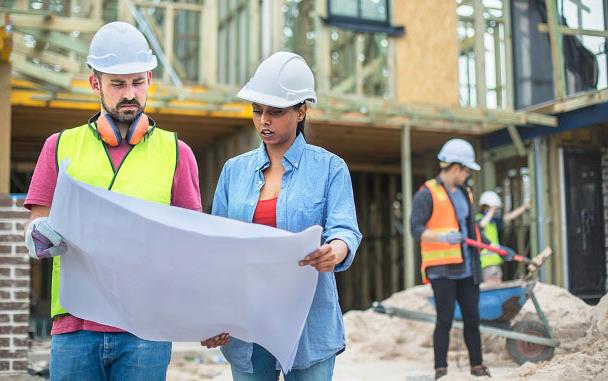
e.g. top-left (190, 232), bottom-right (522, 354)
top-left (430, 276), bottom-right (482, 369)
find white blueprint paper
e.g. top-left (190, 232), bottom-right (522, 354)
top-left (48, 165), bottom-right (321, 372)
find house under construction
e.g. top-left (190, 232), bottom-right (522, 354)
top-left (0, 1), bottom-right (607, 360)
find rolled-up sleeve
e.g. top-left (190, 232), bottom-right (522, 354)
top-left (410, 187), bottom-right (433, 242)
top-left (211, 162), bottom-right (230, 218)
top-left (322, 158), bottom-right (362, 272)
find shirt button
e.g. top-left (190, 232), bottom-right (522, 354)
top-left (294, 162), bottom-right (299, 167)
top-left (258, 180), bottom-right (262, 185)
top-left (250, 202), bottom-right (254, 206)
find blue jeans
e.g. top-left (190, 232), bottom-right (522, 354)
top-left (50, 330), bottom-right (171, 381)
top-left (231, 344), bottom-right (335, 381)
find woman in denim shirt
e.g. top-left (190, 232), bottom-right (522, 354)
top-left (210, 52), bottom-right (362, 380)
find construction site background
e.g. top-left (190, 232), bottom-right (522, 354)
top-left (0, 0), bottom-right (607, 379)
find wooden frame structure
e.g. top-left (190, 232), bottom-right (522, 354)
top-left (2, 0), bottom-right (583, 312)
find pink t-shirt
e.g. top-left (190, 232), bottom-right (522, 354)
top-left (25, 132), bottom-right (202, 335)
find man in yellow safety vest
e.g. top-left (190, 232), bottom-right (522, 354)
top-left (22, 22), bottom-right (226, 380)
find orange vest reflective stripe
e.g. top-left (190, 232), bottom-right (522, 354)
top-left (420, 179), bottom-right (476, 283)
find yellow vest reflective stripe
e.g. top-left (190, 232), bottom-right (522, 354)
top-left (476, 213), bottom-right (503, 268)
top-left (420, 179), bottom-right (464, 283)
top-left (50, 124), bottom-right (177, 318)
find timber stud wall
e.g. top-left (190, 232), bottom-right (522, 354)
top-left (0, 195), bottom-right (29, 374)
top-left (602, 148), bottom-right (608, 292)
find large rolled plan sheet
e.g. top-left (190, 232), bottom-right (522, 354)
top-left (48, 165), bottom-right (321, 372)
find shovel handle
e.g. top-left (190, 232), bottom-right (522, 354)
top-left (464, 238), bottom-right (507, 255)
top-left (464, 238), bottom-right (530, 264)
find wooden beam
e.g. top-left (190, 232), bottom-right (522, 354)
top-left (12, 31), bottom-right (81, 73)
top-left (473, 0), bottom-right (487, 108)
top-left (14, 28), bottom-right (89, 56)
top-left (506, 125), bottom-right (526, 157)
top-left (544, 0), bottom-right (567, 98)
top-left (503, 0), bottom-right (515, 109)
top-left (481, 151), bottom-right (496, 191)
top-left (402, 124), bottom-right (415, 288)
top-left (314, 0), bottom-right (330, 93)
top-left (358, 172), bottom-right (370, 305)
top-left (373, 173), bottom-right (384, 300)
top-left (163, 5), bottom-right (175, 83)
top-left (0, 60), bottom-right (10, 193)
top-left (131, 0), bottom-right (204, 12)
top-left (9, 14), bottom-right (104, 33)
top-left (525, 88), bottom-right (608, 114)
top-left (388, 175), bottom-right (400, 293)
top-left (11, 53), bottom-right (73, 88)
top-left (355, 34), bottom-right (364, 96)
top-left (349, 163), bottom-right (401, 174)
top-left (538, 23), bottom-right (608, 38)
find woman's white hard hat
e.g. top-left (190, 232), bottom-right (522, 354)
top-left (238, 51), bottom-right (317, 108)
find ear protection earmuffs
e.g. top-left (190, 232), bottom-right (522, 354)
top-left (88, 112), bottom-right (154, 147)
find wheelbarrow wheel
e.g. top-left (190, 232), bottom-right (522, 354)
top-left (506, 320), bottom-right (555, 365)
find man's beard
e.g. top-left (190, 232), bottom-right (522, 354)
top-left (100, 89), bottom-right (145, 123)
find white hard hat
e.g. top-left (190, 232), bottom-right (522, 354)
top-left (238, 51), bottom-right (317, 108)
top-left (87, 22), bottom-right (157, 74)
top-left (479, 191), bottom-right (502, 208)
top-left (437, 139), bottom-right (480, 170)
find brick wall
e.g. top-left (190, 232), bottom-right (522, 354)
top-left (0, 195), bottom-right (30, 374)
top-left (602, 149), bottom-right (608, 293)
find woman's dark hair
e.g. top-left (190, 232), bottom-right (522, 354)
top-left (292, 102), bottom-right (307, 137)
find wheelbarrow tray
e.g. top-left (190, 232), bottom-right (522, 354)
top-left (451, 280), bottom-right (531, 322)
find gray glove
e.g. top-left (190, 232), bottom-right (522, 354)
top-left (439, 231), bottom-right (464, 245)
top-left (25, 217), bottom-right (67, 259)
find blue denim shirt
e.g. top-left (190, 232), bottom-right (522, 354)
top-left (212, 133), bottom-right (362, 372)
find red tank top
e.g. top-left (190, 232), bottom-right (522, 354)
top-left (253, 198), bottom-right (277, 227)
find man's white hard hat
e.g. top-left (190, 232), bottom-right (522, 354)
top-left (479, 191), bottom-right (502, 208)
top-left (238, 51), bottom-right (317, 108)
top-left (87, 22), bottom-right (157, 74)
top-left (437, 139), bottom-right (480, 171)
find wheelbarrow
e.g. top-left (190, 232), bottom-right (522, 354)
top-left (373, 246), bottom-right (558, 365)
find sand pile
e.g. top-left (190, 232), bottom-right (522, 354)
top-left (343, 282), bottom-right (602, 378)
top-left (343, 285), bottom-right (436, 362)
top-left (507, 292), bottom-right (608, 380)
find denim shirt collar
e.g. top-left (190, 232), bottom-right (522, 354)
top-left (254, 133), bottom-right (306, 172)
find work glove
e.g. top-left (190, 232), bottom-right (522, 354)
top-left (499, 245), bottom-right (517, 261)
top-left (25, 217), bottom-right (67, 259)
top-left (438, 231), bottom-right (464, 245)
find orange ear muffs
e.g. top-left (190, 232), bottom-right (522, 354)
top-left (96, 114), bottom-right (122, 147)
top-left (93, 113), bottom-right (152, 147)
top-left (125, 113), bottom-right (150, 145)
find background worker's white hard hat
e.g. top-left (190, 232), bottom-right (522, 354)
top-left (437, 138), bottom-right (480, 170)
top-left (87, 22), bottom-right (157, 74)
top-left (238, 51), bottom-right (317, 108)
top-left (479, 191), bottom-right (502, 208)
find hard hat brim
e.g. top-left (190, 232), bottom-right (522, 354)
top-left (465, 162), bottom-right (481, 171)
top-left (88, 59), bottom-right (158, 75)
top-left (237, 87), bottom-right (316, 108)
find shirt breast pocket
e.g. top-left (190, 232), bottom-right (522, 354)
top-left (291, 198), bottom-right (327, 229)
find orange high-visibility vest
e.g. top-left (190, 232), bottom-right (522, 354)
top-left (420, 179), bottom-right (476, 283)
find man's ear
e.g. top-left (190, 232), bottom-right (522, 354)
top-left (89, 74), bottom-right (101, 95)
top-left (147, 71), bottom-right (152, 85)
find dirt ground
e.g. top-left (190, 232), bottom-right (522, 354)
top-left (167, 282), bottom-right (608, 381)
top-left (3, 282), bottom-right (605, 381)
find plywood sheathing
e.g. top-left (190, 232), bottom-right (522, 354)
top-left (393, 0), bottom-right (459, 106)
